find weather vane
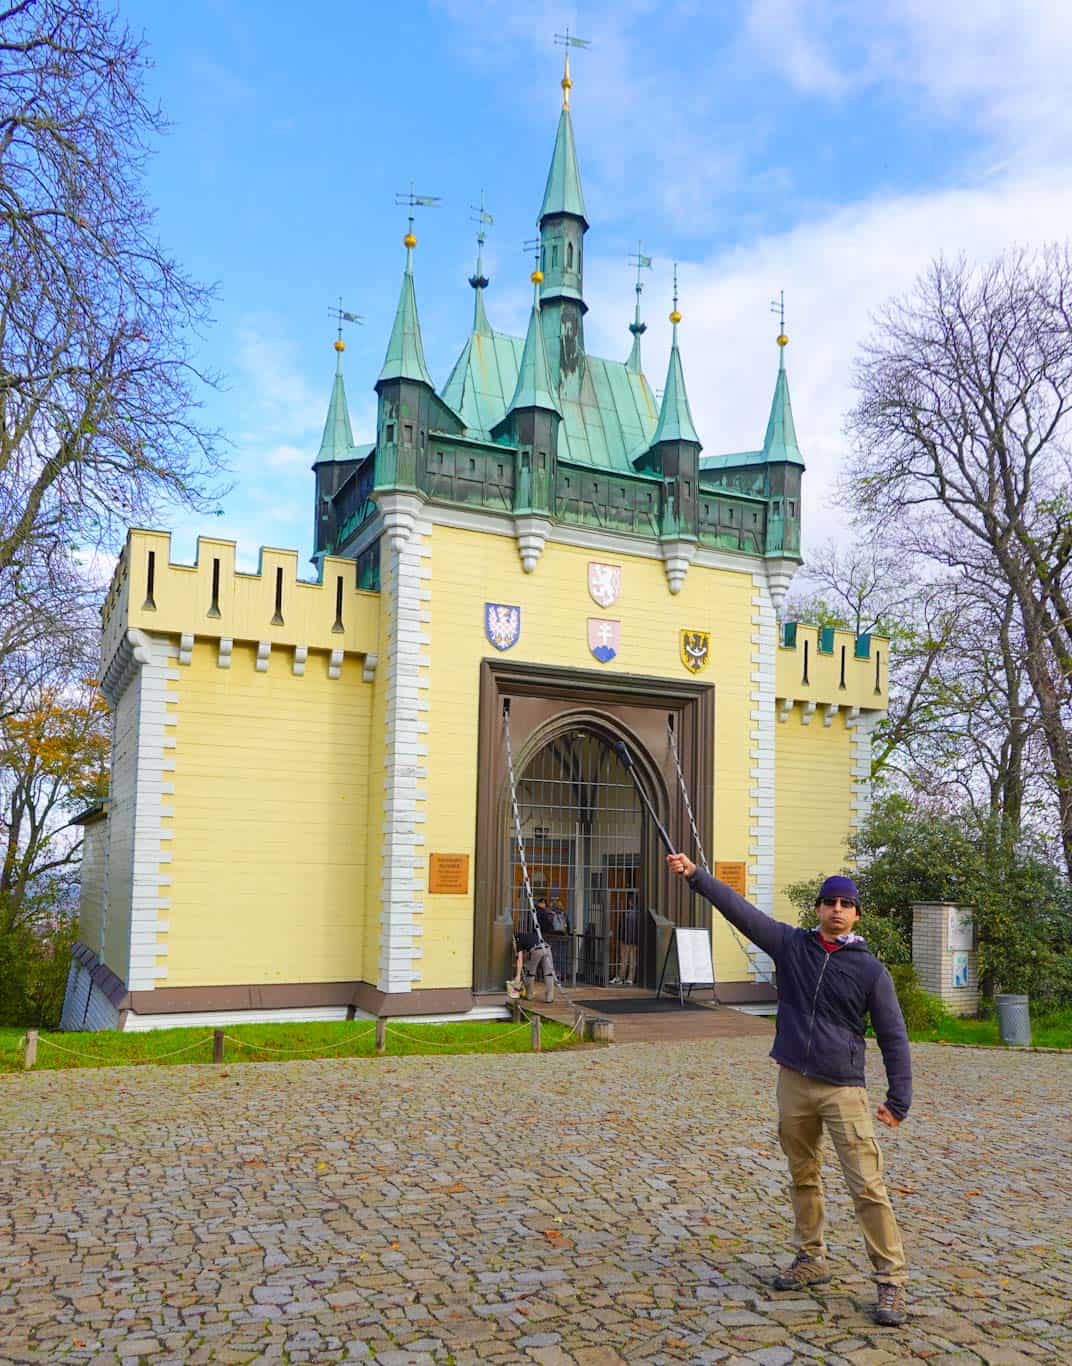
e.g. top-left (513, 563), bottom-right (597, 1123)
top-left (771, 288), bottom-right (786, 337)
top-left (470, 190), bottom-right (493, 289)
top-left (553, 28), bottom-right (590, 108)
top-left (328, 297), bottom-right (363, 340)
top-left (629, 241), bottom-right (652, 336)
top-left (394, 183), bottom-right (442, 247)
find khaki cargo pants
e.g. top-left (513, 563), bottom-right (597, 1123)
top-left (776, 1065), bottom-right (907, 1285)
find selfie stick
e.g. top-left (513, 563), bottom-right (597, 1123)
top-left (613, 740), bottom-right (676, 855)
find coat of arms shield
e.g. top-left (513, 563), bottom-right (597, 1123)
top-left (680, 629), bottom-right (711, 673)
top-left (587, 561), bottom-right (621, 608)
top-left (485, 603), bottom-right (521, 651)
top-left (587, 618), bottom-right (621, 664)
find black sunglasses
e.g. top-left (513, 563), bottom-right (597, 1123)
top-left (820, 896), bottom-right (858, 909)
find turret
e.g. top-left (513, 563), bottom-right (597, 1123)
top-left (312, 331), bottom-right (358, 560)
top-left (537, 52), bottom-right (588, 391)
top-left (762, 328), bottom-right (805, 563)
top-left (492, 268), bottom-right (561, 514)
top-left (374, 219), bottom-right (462, 496)
top-left (644, 268), bottom-right (701, 538)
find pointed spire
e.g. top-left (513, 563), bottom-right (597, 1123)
top-left (317, 323), bottom-right (355, 462)
top-left (652, 265), bottom-right (700, 446)
top-left (539, 49), bottom-right (587, 225)
top-left (627, 242), bottom-right (652, 373)
top-left (762, 326), bottom-right (805, 466)
top-left (468, 190), bottom-right (493, 336)
top-left (506, 269), bottom-right (561, 416)
top-left (378, 220), bottom-right (434, 388)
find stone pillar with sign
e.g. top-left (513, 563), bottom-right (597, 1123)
top-left (911, 902), bottom-right (978, 1016)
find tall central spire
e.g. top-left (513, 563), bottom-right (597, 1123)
top-left (539, 39), bottom-right (590, 389)
top-left (468, 190), bottom-right (493, 336)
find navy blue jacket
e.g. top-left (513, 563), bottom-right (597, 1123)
top-left (689, 869), bottom-right (912, 1119)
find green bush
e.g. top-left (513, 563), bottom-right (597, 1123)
top-left (0, 921), bottom-right (76, 1029)
top-left (887, 963), bottom-right (948, 1032)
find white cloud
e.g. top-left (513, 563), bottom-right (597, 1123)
top-left (585, 171), bottom-right (1072, 553)
top-left (745, 0), bottom-right (1072, 168)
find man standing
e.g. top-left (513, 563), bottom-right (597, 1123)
top-left (667, 855), bottom-right (912, 1328)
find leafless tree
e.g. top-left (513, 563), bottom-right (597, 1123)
top-left (847, 247), bottom-right (1072, 876)
top-left (0, 0), bottom-right (225, 594)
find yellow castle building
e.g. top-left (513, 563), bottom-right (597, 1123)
top-left (63, 70), bottom-right (887, 1031)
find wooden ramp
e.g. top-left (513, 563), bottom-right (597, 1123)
top-left (483, 986), bottom-right (776, 1047)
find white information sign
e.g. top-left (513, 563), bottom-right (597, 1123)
top-left (952, 951), bottom-right (970, 989)
top-left (948, 907), bottom-right (974, 951)
top-left (670, 927), bottom-right (715, 987)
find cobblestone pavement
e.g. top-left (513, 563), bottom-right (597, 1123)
top-left (1, 1035), bottom-right (1069, 1365)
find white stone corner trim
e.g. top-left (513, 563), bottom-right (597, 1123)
top-left (377, 490), bottom-right (426, 553)
top-left (747, 572), bottom-right (778, 981)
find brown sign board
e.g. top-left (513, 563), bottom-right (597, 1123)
top-left (714, 861), bottom-right (747, 896)
top-left (429, 853), bottom-right (470, 894)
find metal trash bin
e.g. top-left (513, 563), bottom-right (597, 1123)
top-left (996, 993), bottom-right (1031, 1046)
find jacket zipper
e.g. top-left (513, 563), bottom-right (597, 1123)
top-left (802, 950), bottom-right (831, 1076)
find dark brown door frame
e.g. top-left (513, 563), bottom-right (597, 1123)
top-left (474, 659), bottom-right (714, 993)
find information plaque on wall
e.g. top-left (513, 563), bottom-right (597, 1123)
top-left (429, 853), bottom-right (470, 894)
top-left (715, 861), bottom-right (747, 895)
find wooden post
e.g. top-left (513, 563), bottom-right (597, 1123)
top-left (24, 1030), bottom-right (37, 1070)
top-left (530, 1013), bottom-right (541, 1052)
top-left (510, 999), bottom-right (521, 1024)
top-left (588, 1018), bottom-right (614, 1045)
top-left (375, 1018), bottom-right (386, 1054)
top-left (213, 1029), bottom-right (224, 1064)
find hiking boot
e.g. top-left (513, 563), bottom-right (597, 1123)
top-left (772, 1252), bottom-right (832, 1291)
top-left (874, 1282), bottom-right (907, 1327)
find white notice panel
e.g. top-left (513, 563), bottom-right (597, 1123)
top-left (674, 927), bottom-right (715, 986)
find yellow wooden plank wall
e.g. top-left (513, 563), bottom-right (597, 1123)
top-left (774, 707), bottom-right (854, 925)
top-left (164, 640), bottom-right (373, 985)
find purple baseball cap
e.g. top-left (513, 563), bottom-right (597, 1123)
top-left (818, 875), bottom-right (860, 907)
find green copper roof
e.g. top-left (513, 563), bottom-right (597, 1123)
top-left (761, 348), bottom-right (805, 467)
top-left (506, 289), bottom-right (561, 416)
top-left (441, 326), bottom-right (657, 470)
top-left (378, 247), bottom-right (434, 388)
top-left (650, 325), bottom-right (700, 447)
top-left (539, 107), bottom-right (588, 225)
top-left (316, 349), bottom-right (356, 463)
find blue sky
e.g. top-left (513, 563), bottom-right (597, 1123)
top-left (119, 0), bottom-right (1072, 571)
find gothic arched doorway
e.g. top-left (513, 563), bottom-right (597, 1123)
top-left (474, 659), bottom-right (714, 997)
top-left (508, 727), bottom-right (648, 989)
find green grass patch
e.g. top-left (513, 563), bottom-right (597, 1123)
top-left (908, 1005), bottom-right (1072, 1050)
top-left (0, 1015), bottom-right (576, 1074)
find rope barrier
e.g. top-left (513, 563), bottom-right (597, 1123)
top-left (220, 1026), bottom-right (376, 1056)
top-left (34, 1034), bottom-right (214, 1064)
top-left (383, 1018), bottom-right (537, 1049)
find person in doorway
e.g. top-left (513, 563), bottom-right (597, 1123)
top-left (666, 854), bottom-right (912, 1329)
top-left (511, 924), bottom-right (556, 1004)
top-left (611, 894), bottom-right (640, 985)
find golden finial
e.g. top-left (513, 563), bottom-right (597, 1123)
top-left (329, 299), bottom-right (363, 353)
top-left (554, 31), bottom-right (589, 110)
top-left (531, 269), bottom-right (544, 285)
top-left (777, 333), bottom-right (788, 347)
top-left (404, 231), bottom-right (417, 249)
top-left (334, 338), bottom-right (345, 353)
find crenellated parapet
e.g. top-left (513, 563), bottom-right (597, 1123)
top-left (101, 530), bottom-right (380, 700)
top-left (775, 621), bottom-right (888, 721)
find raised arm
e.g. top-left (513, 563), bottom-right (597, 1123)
top-left (668, 856), bottom-right (790, 961)
top-left (869, 965), bottom-right (912, 1122)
